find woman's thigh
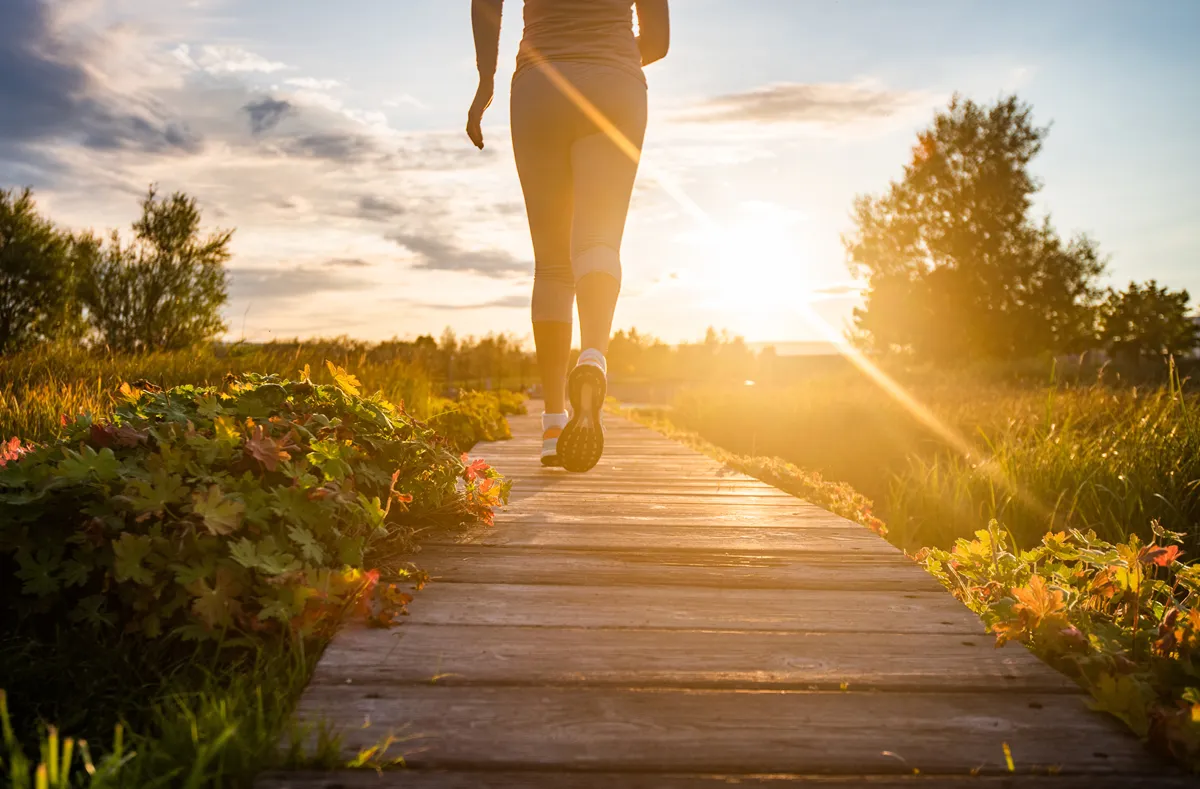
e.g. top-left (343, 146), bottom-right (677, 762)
top-left (510, 69), bottom-right (574, 281)
top-left (568, 68), bottom-right (648, 267)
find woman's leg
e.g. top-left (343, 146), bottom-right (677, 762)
top-left (570, 74), bottom-right (648, 355)
top-left (511, 71), bottom-right (575, 414)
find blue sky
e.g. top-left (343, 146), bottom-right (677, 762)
top-left (3, 0), bottom-right (1197, 345)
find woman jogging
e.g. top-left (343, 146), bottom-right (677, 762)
top-left (467, 0), bottom-right (670, 472)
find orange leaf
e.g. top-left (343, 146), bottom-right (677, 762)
top-left (1011, 575), bottom-right (1065, 624)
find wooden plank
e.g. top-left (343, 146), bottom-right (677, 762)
top-left (440, 523), bottom-right (898, 554)
top-left (309, 624), bottom-right (1077, 692)
top-left (384, 583), bottom-right (985, 634)
top-left (411, 547), bottom-right (942, 591)
top-left (509, 484), bottom-right (796, 498)
top-left (495, 501), bottom-right (851, 522)
top-left (289, 685), bottom-right (1155, 774)
top-left (260, 772), bottom-right (1196, 788)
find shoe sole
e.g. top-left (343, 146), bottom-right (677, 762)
top-left (558, 365), bottom-right (606, 473)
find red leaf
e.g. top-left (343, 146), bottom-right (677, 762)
top-left (1139, 544), bottom-right (1182, 567)
top-left (245, 425), bottom-right (294, 472)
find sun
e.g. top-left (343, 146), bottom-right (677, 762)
top-left (687, 204), bottom-right (816, 336)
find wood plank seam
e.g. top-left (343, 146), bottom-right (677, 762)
top-left (263, 405), bottom-right (1171, 785)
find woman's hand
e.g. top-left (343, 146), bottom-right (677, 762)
top-left (466, 77), bottom-right (495, 150)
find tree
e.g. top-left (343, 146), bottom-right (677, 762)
top-left (843, 94), bottom-right (1106, 362)
top-left (0, 188), bottom-right (86, 353)
top-left (82, 188), bottom-right (231, 352)
top-left (1100, 280), bottom-right (1199, 362)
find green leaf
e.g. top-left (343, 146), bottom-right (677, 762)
top-left (112, 533), bottom-right (155, 585)
top-left (57, 446), bottom-right (122, 482)
top-left (60, 559), bottom-right (91, 588)
top-left (228, 538), bottom-right (260, 571)
top-left (191, 485), bottom-right (244, 536)
top-left (287, 524), bottom-right (326, 563)
top-left (187, 567), bottom-right (244, 629)
top-left (307, 438), bottom-right (353, 481)
top-left (14, 546), bottom-right (63, 597)
top-left (123, 467), bottom-right (187, 516)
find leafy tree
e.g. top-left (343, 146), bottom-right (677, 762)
top-left (82, 188), bottom-right (232, 352)
top-left (843, 94), bottom-right (1106, 361)
top-left (0, 188), bottom-right (86, 353)
top-left (1100, 280), bottom-right (1199, 362)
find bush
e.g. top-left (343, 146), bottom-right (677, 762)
top-left (0, 363), bottom-right (509, 646)
top-left (920, 523), bottom-right (1200, 769)
top-left (494, 389), bottom-right (529, 417)
top-left (428, 390), bottom-right (517, 451)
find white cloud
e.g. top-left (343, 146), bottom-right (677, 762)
top-left (284, 77), bottom-right (342, 91)
top-left (194, 44), bottom-right (289, 75)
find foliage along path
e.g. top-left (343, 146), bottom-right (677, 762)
top-left (261, 404), bottom-right (1181, 787)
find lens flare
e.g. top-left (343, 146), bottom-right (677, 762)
top-left (525, 50), bottom-right (1045, 520)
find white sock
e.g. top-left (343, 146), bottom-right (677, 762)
top-left (542, 411), bottom-right (568, 431)
top-left (577, 348), bottom-right (607, 374)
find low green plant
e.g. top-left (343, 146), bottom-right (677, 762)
top-left (1, 363), bottom-right (507, 645)
top-left (920, 523), bottom-right (1200, 769)
top-left (0, 362), bottom-right (511, 786)
top-left (428, 390), bottom-right (516, 451)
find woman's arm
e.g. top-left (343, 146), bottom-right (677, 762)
top-left (467, 0), bottom-right (503, 149)
top-left (634, 0), bottom-right (670, 66)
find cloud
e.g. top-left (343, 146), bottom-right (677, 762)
top-left (0, 0), bottom-right (200, 155)
top-left (285, 77), bottom-right (342, 91)
top-left (243, 97), bottom-right (293, 135)
top-left (280, 131), bottom-right (378, 162)
top-left (227, 264), bottom-right (372, 302)
top-left (390, 232), bottom-right (530, 278)
top-left (192, 45), bottom-right (289, 75)
top-left (681, 81), bottom-right (930, 125)
top-left (413, 294), bottom-right (529, 310)
top-left (354, 195), bottom-right (408, 222)
top-left (323, 258), bottom-right (371, 268)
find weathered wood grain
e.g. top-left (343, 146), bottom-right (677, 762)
top-left (290, 685), bottom-right (1155, 774)
top-left (365, 582), bottom-right (986, 634)
top-left (438, 522), bottom-right (900, 554)
top-left (493, 502), bottom-right (854, 522)
top-left (411, 546), bottom-right (941, 590)
top-left (260, 772), bottom-right (1195, 788)
top-left (265, 406), bottom-right (1166, 786)
top-left (262, 772), bottom-right (1196, 789)
top-left (308, 624), bottom-right (1076, 692)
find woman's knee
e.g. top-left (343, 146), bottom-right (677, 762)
top-left (573, 244), bottom-right (622, 289)
top-left (531, 267), bottom-right (575, 323)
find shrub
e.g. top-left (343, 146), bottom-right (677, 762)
top-left (920, 523), bottom-right (1200, 769)
top-left (428, 390), bottom-right (516, 451)
top-left (0, 363), bottom-right (509, 646)
top-left (494, 389), bottom-right (529, 417)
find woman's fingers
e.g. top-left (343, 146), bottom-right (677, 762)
top-left (466, 82), bottom-right (494, 149)
top-left (467, 116), bottom-right (485, 149)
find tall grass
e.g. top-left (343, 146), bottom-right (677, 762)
top-left (0, 342), bottom-right (434, 444)
top-left (668, 365), bottom-right (1200, 552)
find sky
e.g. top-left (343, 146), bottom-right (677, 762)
top-left (2, 0), bottom-right (1198, 347)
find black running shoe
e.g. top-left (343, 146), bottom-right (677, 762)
top-left (558, 363), bottom-right (606, 472)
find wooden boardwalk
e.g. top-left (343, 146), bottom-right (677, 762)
top-left (262, 406), bottom-right (1180, 787)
